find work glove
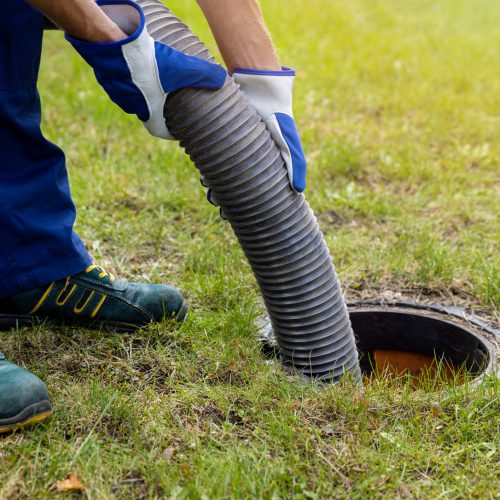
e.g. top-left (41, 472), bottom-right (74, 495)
top-left (203, 66), bottom-right (307, 217)
top-left (233, 67), bottom-right (307, 193)
top-left (66, 0), bottom-right (226, 140)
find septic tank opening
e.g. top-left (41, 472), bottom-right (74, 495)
top-left (351, 306), bottom-right (494, 387)
top-left (257, 302), bottom-right (498, 386)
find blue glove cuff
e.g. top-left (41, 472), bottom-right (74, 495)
top-left (232, 66), bottom-right (295, 77)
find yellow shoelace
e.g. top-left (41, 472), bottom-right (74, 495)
top-left (85, 263), bottom-right (116, 283)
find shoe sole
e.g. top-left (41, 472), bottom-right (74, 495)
top-left (0, 400), bottom-right (52, 434)
top-left (0, 300), bottom-right (188, 333)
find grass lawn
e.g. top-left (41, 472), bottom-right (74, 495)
top-left (1, 0), bottom-right (499, 497)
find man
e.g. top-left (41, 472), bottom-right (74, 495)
top-left (0, 0), bottom-right (307, 433)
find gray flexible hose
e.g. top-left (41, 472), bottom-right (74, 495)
top-left (137, 0), bottom-right (360, 382)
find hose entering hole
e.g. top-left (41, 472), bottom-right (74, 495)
top-left (139, 0), bottom-right (361, 382)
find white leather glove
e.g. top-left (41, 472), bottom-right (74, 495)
top-left (233, 66), bottom-right (307, 192)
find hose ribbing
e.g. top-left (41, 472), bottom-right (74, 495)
top-left (137, 0), bottom-right (360, 381)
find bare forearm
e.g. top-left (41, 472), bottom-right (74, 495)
top-left (27, 0), bottom-right (125, 42)
top-left (197, 0), bottom-right (280, 72)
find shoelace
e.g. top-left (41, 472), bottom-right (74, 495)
top-left (85, 264), bottom-right (116, 283)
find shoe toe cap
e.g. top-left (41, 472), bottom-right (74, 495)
top-left (0, 362), bottom-right (50, 421)
top-left (130, 283), bottom-right (187, 323)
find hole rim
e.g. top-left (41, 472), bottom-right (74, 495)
top-left (257, 301), bottom-right (499, 386)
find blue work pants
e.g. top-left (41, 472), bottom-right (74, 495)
top-left (0, 1), bottom-right (91, 297)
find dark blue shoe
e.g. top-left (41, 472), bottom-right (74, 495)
top-left (0, 353), bottom-right (52, 433)
top-left (0, 263), bottom-right (188, 332)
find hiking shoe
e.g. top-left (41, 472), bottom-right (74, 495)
top-left (0, 264), bottom-right (188, 332)
top-left (0, 353), bottom-right (52, 433)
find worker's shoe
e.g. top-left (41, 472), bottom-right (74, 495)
top-left (0, 264), bottom-right (187, 332)
top-left (0, 353), bottom-right (52, 434)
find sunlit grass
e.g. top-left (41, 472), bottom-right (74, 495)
top-left (0, 0), bottom-right (498, 497)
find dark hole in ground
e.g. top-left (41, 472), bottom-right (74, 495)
top-left (258, 304), bottom-right (496, 387)
top-left (351, 309), bottom-right (491, 386)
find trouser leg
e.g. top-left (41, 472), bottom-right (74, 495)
top-left (0, 1), bottom-right (91, 297)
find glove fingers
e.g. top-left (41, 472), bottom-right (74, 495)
top-left (219, 207), bottom-right (228, 220)
top-left (143, 113), bottom-right (171, 139)
top-left (155, 43), bottom-right (227, 93)
top-left (206, 188), bottom-right (220, 207)
top-left (200, 175), bottom-right (209, 188)
top-left (202, 176), bottom-right (220, 205)
top-left (207, 188), bottom-right (227, 219)
top-left (202, 177), bottom-right (226, 220)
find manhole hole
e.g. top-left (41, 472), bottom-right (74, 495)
top-left (257, 302), bottom-right (499, 386)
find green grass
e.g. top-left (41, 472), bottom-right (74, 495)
top-left (1, 0), bottom-right (499, 497)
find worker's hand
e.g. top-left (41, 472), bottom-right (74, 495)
top-left (66, 0), bottom-right (226, 140)
top-left (233, 67), bottom-right (307, 192)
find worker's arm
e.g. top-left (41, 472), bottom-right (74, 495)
top-left (31, 0), bottom-right (280, 71)
top-left (197, 0), bottom-right (307, 192)
top-left (196, 0), bottom-right (280, 72)
top-left (27, 0), bottom-right (127, 42)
